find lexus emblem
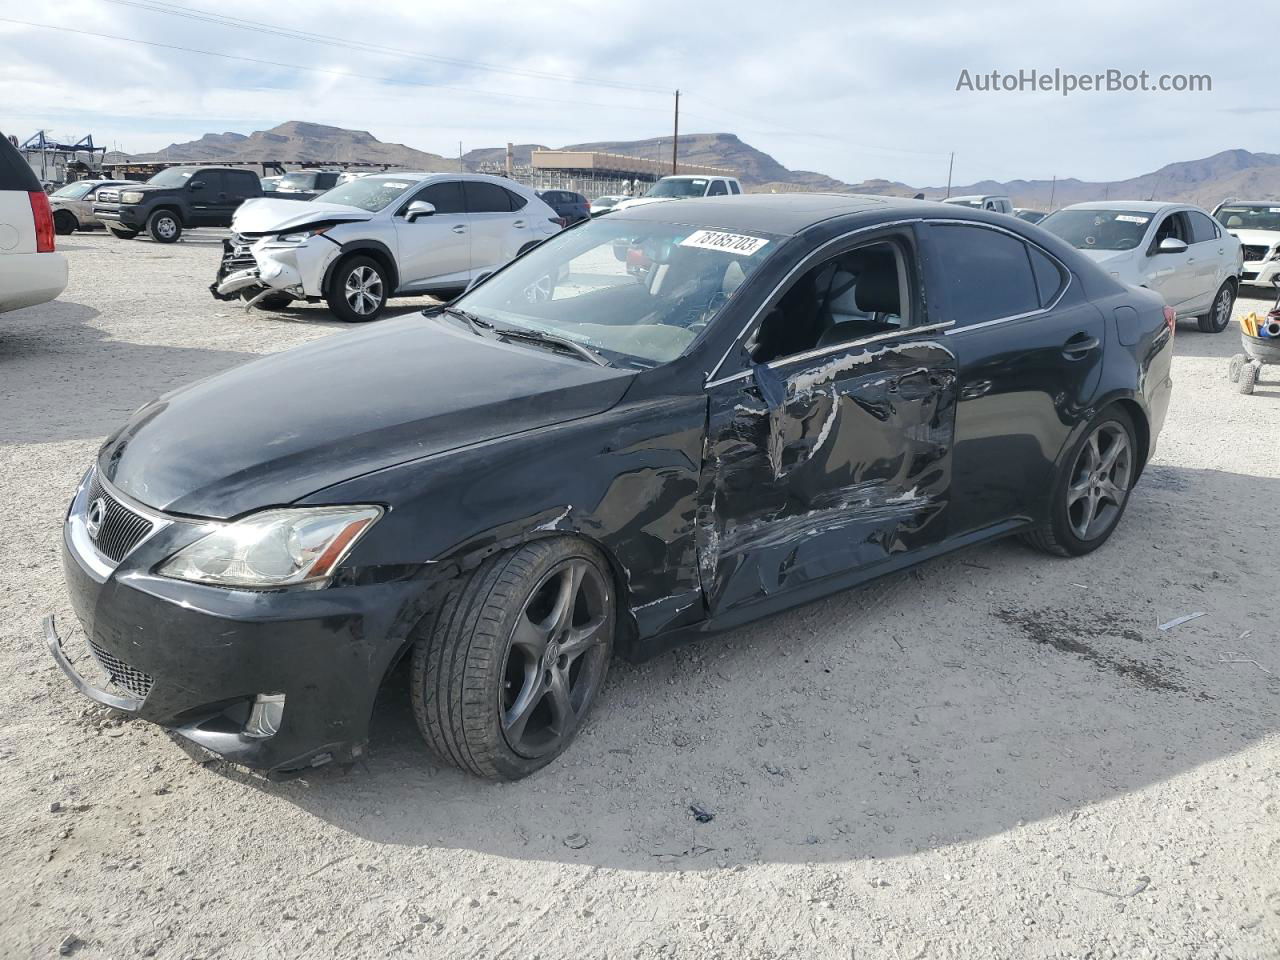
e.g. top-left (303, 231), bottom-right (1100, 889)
top-left (86, 498), bottom-right (106, 540)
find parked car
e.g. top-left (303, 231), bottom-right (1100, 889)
top-left (0, 133), bottom-right (67, 315)
top-left (48, 179), bottom-right (140, 234)
top-left (537, 189), bottom-right (590, 225)
top-left (613, 174), bottom-right (743, 211)
top-left (271, 169), bottom-right (343, 201)
top-left (49, 194), bottom-right (1173, 780)
top-left (212, 172), bottom-right (561, 322)
top-left (94, 166), bottom-right (264, 243)
top-left (1015, 208), bottom-right (1047, 224)
top-left (590, 194), bottom-right (627, 216)
top-left (943, 194), bottom-right (1014, 214)
top-left (1040, 201), bottom-right (1242, 332)
top-left (1211, 200), bottom-right (1280, 288)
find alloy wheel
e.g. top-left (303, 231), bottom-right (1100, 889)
top-left (499, 558), bottom-right (612, 758)
top-left (344, 265), bottom-right (384, 316)
top-left (1066, 422), bottom-right (1133, 541)
top-left (1211, 287), bottom-right (1233, 332)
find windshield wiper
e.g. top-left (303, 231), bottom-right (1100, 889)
top-left (441, 306), bottom-right (493, 335)
top-left (492, 326), bottom-right (611, 367)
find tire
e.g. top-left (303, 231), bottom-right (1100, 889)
top-left (1197, 281), bottom-right (1235, 333)
top-left (1237, 362), bottom-right (1258, 395)
top-left (53, 210), bottom-right (77, 235)
top-left (1228, 354), bottom-right (1247, 382)
top-left (1022, 406), bottom-right (1138, 557)
top-left (410, 537), bottom-right (615, 781)
top-left (147, 210), bottom-right (182, 243)
top-left (106, 225), bottom-right (138, 240)
top-left (325, 255), bottom-right (388, 322)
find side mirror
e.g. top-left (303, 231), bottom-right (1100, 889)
top-left (189, 180), bottom-right (205, 191)
top-left (405, 200), bottom-right (436, 222)
top-left (1156, 237), bottom-right (1188, 254)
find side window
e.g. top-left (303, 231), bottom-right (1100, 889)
top-left (464, 181), bottom-right (513, 213)
top-left (230, 172), bottom-right (257, 197)
top-left (1027, 245), bottom-right (1066, 306)
top-left (1188, 211), bottom-right (1219, 244)
top-left (1152, 213), bottom-right (1190, 247)
top-left (750, 240), bottom-right (908, 364)
top-left (707, 180), bottom-right (728, 197)
top-left (504, 188), bottom-right (528, 210)
top-left (196, 171), bottom-right (223, 194)
top-left (928, 224), bottom-right (1040, 326)
top-left (413, 181), bottom-right (465, 215)
top-left (728, 181), bottom-right (741, 195)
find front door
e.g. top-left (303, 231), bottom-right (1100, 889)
top-left (699, 229), bottom-right (958, 616)
top-left (1141, 212), bottom-right (1197, 309)
top-left (187, 171), bottom-right (223, 225)
top-left (393, 180), bottom-right (472, 292)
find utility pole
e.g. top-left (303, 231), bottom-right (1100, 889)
top-left (945, 152), bottom-right (954, 198)
top-left (672, 89), bottom-right (680, 175)
top-left (1048, 175), bottom-right (1056, 211)
top-left (458, 141), bottom-right (463, 173)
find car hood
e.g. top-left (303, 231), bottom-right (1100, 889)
top-left (1225, 228), bottom-right (1280, 250)
top-left (230, 198), bottom-right (375, 234)
top-left (98, 317), bottom-right (636, 518)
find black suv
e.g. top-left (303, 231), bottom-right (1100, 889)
top-left (537, 189), bottom-right (590, 226)
top-left (94, 166), bottom-right (263, 243)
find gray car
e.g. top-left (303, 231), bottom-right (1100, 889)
top-left (1040, 201), bottom-right (1243, 332)
top-left (48, 179), bottom-right (139, 235)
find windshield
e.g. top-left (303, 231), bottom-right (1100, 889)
top-left (645, 178), bottom-right (708, 199)
top-left (312, 177), bottom-right (417, 212)
top-left (51, 182), bottom-right (94, 199)
top-left (1039, 209), bottom-right (1153, 251)
top-left (147, 168), bottom-right (196, 187)
top-left (454, 218), bottom-right (779, 366)
top-left (277, 172), bottom-right (317, 191)
top-left (1216, 205), bottom-right (1280, 232)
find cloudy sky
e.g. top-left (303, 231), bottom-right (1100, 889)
top-left (0, 0), bottom-right (1262, 187)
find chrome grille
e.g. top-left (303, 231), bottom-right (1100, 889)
top-left (86, 472), bottom-right (154, 563)
top-left (1242, 244), bottom-right (1271, 262)
top-left (222, 233), bottom-right (258, 272)
top-left (87, 638), bottom-right (154, 699)
top-left (96, 189), bottom-right (120, 204)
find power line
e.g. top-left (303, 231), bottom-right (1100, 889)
top-left (98, 0), bottom-right (670, 95)
top-left (0, 18), bottom-right (676, 115)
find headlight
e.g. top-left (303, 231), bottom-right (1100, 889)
top-left (274, 227), bottom-right (330, 244)
top-left (119, 191), bottom-right (144, 204)
top-left (158, 505), bottom-right (382, 588)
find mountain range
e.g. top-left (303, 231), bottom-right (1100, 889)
top-left (124, 122), bottom-right (1280, 210)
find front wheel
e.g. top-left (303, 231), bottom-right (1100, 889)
top-left (410, 538), bottom-right (615, 780)
top-left (147, 210), bottom-right (182, 243)
top-left (53, 210), bottom-right (77, 235)
top-left (1022, 407), bottom-right (1138, 557)
top-left (325, 255), bottom-right (388, 322)
top-left (1197, 282), bottom-right (1235, 333)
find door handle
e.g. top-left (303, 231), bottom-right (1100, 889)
top-left (512, 220), bottom-right (526, 228)
top-left (451, 225), bottom-right (467, 234)
top-left (1062, 333), bottom-right (1100, 359)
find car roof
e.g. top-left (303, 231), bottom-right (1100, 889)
top-left (1218, 200), bottom-right (1280, 206)
top-left (1058, 200), bottom-right (1188, 214)
top-left (945, 194), bottom-right (1006, 202)
top-left (612, 192), bottom-right (967, 236)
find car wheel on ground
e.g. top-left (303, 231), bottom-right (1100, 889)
top-left (53, 211), bottom-right (77, 236)
top-left (106, 225), bottom-right (138, 240)
top-left (1022, 406), bottom-right (1137, 557)
top-left (1197, 281), bottom-right (1235, 333)
top-left (410, 537), bottom-right (615, 781)
top-left (325, 255), bottom-right (388, 322)
top-left (147, 210), bottom-right (182, 244)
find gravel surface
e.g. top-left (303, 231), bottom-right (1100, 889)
top-left (2, 230), bottom-right (1277, 959)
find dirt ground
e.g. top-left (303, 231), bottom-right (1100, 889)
top-left (1, 230), bottom-right (1277, 960)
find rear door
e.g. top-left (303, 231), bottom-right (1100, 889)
top-left (1186, 209), bottom-right (1229, 310)
top-left (392, 179), bottom-right (471, 291)
top-left (923, 221), bottom-right (1104, 535)
top-left (464, 180), bottom-right (522, 272)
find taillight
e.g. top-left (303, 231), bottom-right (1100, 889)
top-left (29, 191), bottom-right (55, 253)
top-left (1163, 305), bottom-right (1176, 337)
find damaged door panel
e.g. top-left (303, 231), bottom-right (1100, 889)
top-left (699, 337), bottom-right (958, 614)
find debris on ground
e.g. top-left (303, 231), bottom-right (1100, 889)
top-left (689, 803), bottom-right (714, 823)
top-left (1157, 612), bottom-right (1207, 631)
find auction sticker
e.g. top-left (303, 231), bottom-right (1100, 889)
top-left (680, 230), bottom-right (770, 255)
top-left (1115, 215), bottom-right (1149, 224)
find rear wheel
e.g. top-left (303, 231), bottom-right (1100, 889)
top-left (1022, 407), bottom-right (1137, 557)
top-left (53, 210), bottom-right (77, 235)
top-left (147, 210), bottom-right (182, 243)
top-left (1197, 282), bottom-right (1235, 333)
top-left (106, 225), bottom-right (138, 240)
top-left (410, 537), bottom-right (615, 780)
top-left (325, 255), bottom-right (388, 322)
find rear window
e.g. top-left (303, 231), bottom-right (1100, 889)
top-left (928, 223), bottom-right (1041, 326)
top-left (465, 181), bottom-right (514, 213)
top-left (0, 135), bottom-right (41, 192)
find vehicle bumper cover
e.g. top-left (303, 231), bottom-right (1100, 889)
top-left (94, 206), bottom-right (145, 229)
top-left (1241, 260), bottom-right (1280, 284)
top-left (211, 236), bottom-right (332, 301)
top-left (51, 510), bottom-right (422, 777)
top-left (0, 251), bottom-right (67, 313)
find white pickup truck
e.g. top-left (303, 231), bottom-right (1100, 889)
top-left (614, 174), bottom-right (744, 212)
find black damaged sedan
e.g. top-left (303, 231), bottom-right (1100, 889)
top-left (48, 194), bottom-right (1174, 780)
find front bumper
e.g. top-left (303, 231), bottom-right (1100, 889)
top-left (210, 234), bottom-right (335, 301)
top-left (1241, 260), bottom-right (1280, 285)
top-left (48, 470), bottom-right (425, 776)
top-left (93, 205), bottom-right (145, 229)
